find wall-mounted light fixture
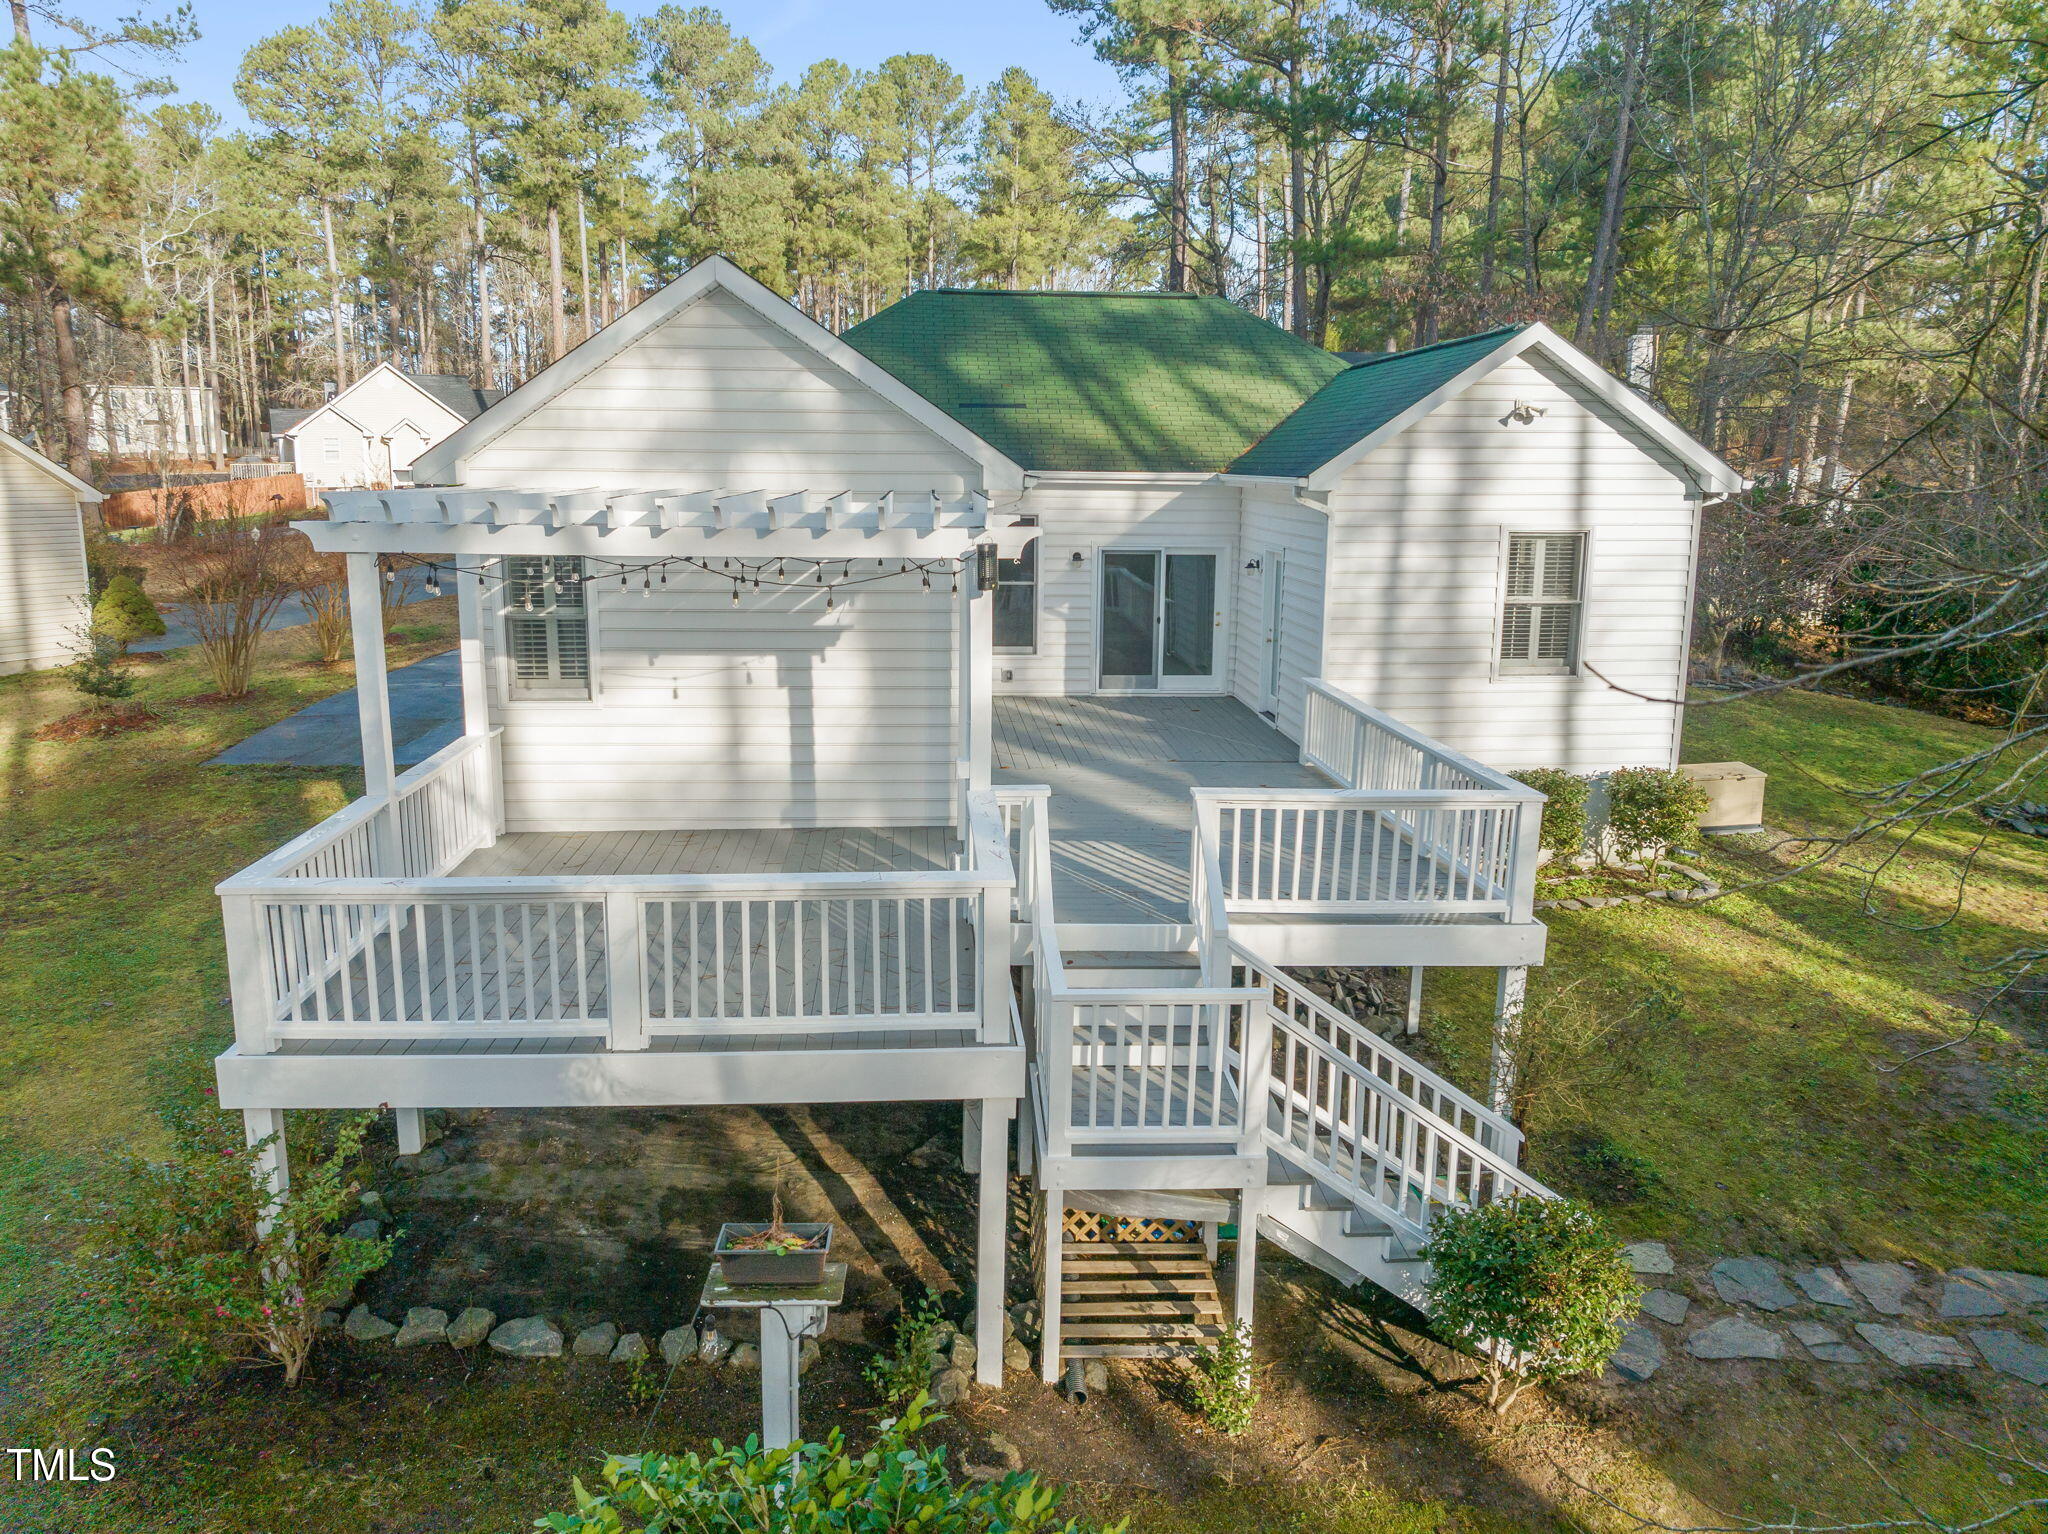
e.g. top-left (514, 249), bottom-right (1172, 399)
top-left (1244, 558), bottom-right (1262, 572)
top-left (1069, 550), bottom-right (1086, 566)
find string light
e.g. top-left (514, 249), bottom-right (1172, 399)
top-left (396, 551), bottom-right (975, 612)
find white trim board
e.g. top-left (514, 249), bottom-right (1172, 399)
top-left (411, 257), bottom-right (1028, 493)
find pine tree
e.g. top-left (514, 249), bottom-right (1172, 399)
top-left (961, 68), bottom-right (1095, 288)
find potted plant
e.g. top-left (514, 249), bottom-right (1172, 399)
top-left (714, 1196), bottom-right (832, 1287)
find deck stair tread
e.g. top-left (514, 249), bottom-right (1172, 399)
top-left (1058, 1240), bottom-right (1226, 1362)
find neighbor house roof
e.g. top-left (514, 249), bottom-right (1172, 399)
top-left (840, 290), bottom-right (1348, 474)
top-left (403, 373), bottom-right (503, 421)
top-left (268, 406), bottom-right (312, 435)
top-left (1230, 326), bottom-right (1526, 477)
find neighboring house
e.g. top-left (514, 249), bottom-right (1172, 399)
top-left (273, 363), bottom-right (502, 490)
top-left (89, 384), bottom-right (226, 460)
top-left (0, 428), bottom-right (103, 675)
top-left (210, 258), bottom-right (1742, 1390)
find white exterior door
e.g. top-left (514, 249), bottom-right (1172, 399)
top-left (1097, 549), bottom-right (1223, 693)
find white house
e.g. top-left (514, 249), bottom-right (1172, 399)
top-left (210, 258), bottom-right (1741, 1386)
top-left (273, 363), bottom-right (503, 491)
top-left (0, 428), bottom-right (103, 676)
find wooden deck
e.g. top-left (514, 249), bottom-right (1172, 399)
top-left (456, 825), bottom-right (955, 877)
top-left (993, 695), bottom-right (1324, 925)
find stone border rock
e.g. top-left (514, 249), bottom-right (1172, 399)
top-left (1537, 858), bottom-right (1721, 912)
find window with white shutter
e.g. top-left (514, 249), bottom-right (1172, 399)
top-left (502, 556), bottom-right (592, 699)
top-left (1499, 532), bottom-right (1585, 674)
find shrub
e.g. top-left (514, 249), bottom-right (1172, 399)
top-left (1603, 767), bottom-right (1710, 867)
top-left (163, 520), bottom-right (309, 697)
top-left (1420, 1194), bottom-right (1638, 1414)
top-left (864, 1293), bottom-right (949, 1407)
top-left (1189, 1322), bottom-right (1258, 1434)
top-left (63, 623), bottom-right (136, 708)
top-left (536, 1394), bottom-right (1120, 1534)
top-left (87, 1106), bottom-right (392, 1387)
top-left (1510, 768), bottom-right (1590, 858)
top-left (91, 574), bottom-right (166, 652)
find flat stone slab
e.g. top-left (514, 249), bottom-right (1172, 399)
top-left (1950, 1269), bottom-right (2048, 1310)
top-left (1687, 1317), bottom-right (1785, 1360)
top-left (393, 1307), bottom-right (449, 1348)
top-left (447, 1307), bottom-right (495, 1349)
top-left (1936, 1281), bottom-right (2007, 1319)
top-left (1790, 1322), bottom-right (1862, 1363)
top-left (1624, 1241), bottom-right (1675, 1276)
top-left (1709, 1258), bottom-right (1799, 1312)
top-left (1841, 1262), bottom-right (1916, 1315)
top-left (573, 1322), bottom-right (619, 1358)
top-left (1792, 1267), bottom-right (1857, 1308)
top-left (343, 1305), bottom-right (397, 1342)
top-left (1610, 1323), bottom-right (1666, 1381)
top-left (1855, 1324), bottom-right (1973, 1368)
top-left (489, 1315), bottom-right (563, 1359)
top-left (1967, 1329), bottom-right (2048, 1386)
top-left (660, 1325), bottom-right (698, 1367)
top-left (610, 1332), bottom-right (649, 1365)
top-left (1640, 1288), bottom-right (1691, 1326)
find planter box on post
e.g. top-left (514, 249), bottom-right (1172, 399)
top-left (713, 1223), bottom-right (833, 1287)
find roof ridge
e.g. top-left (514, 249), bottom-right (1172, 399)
top-left (922, 287), bottom-right (1207, 299)
top-left (1342, 323), bottom-right (1526, 372)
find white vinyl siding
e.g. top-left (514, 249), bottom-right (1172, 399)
top-left (0, 447), bottom-right (90, 675)
top-left (484, 564), bottom-right (954, 831)
top-left (1499, 531), bottom-right (1585, 674)
top-left (459, 286), bottom-right (982, 494)
top-left (992, 478), bottom-right (1240, 695)
top-left (1318, 352), bottom-right (1697, 773)
top-left (1231, 490), bottom-right (1327, 734)
top-left (502, 557), bottom-right (591, 699)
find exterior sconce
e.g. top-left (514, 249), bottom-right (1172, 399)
top-left (1069, 550), bottom-right (1086, 566)
top-left (1244, 558), bottom-right (1262, 571)
top-left (1506, 400), bottom-right (1547, 424)
top-left (976, 541), bottom-right (1000, 592)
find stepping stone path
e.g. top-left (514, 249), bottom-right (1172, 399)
top-left (1640, 1289), bottom-right (1691, 1325)
top-left (1951, 1269), bottom-right (2048, 1309)
top-left (1687, 1318), bottom-right (1785, 1360)
top-left (1709, 1258), bottom-right (1800, 1312)
top-left (1625, 1242), bottom-right (1675, 1276)
top-left (394, 1307), bottom-right (449, 1348)
top-left (489, 1316), bottom-right (563, 1359)
top-left (1937, 1280), bottom-right (2007, 1319)
top-left (1841, 1262), bottom-right (1916, 1316)
top-left (1610, 1324), bottom-right (1666, 1381)
top-left (1789, 1322), bottom-right (1861, 1364)
top-left (1855, 1324), bottom-right (1973, 1368)
top-left (1792, 1267), bottom-right (1857, 1308)
top-left (447, 1308), bottom-right (495, 1349)
top-left (1968, 1330), bottom-right (2048, 1386)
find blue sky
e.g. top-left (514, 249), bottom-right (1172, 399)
top-left (65, 0), bottom-right (1129, 126)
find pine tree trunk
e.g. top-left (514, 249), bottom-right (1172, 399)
top-left (1480, 3), bottom-right (1512, 305)
top-left (1288, 132), bottom-right (1309, 339)
top-left (1576, 12), bottom-right (1643, 349)
top-left (1167, 47), bottom-right (1190, 292)
top-left (576, 187), bottom-right (594, 341)
top-left (48, 289), bottom-right (93, 491)
top-left (322, 200), bottom-right (349, 388)
top-left (547, 205), bottom-right (567, 362)
top-left (473, 195), bottom-right (495, 392)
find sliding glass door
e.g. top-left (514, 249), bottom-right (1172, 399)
top-left (1098, 550), bottom-right (1221, 691)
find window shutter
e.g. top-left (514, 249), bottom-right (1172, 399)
top-left (1501, 533), bottom-right (1586, 673)
top-left (502, 556), bottom-right (592, 695)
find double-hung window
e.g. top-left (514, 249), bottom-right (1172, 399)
top-left (1499, 532), bottom-right (1586, 674)
top-left (993, 536), bottom-right (1038, 653)
top-left (503, 556), bottom-right (591, 699)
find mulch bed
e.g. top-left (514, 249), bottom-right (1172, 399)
top-left (34, 704), bottom-right (163, 741)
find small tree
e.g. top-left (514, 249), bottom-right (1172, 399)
top-left (90, 574), bottom-right (166, 653)
top-left (1603, 767), bottom-right (1710, 869)
top-left (1421, 1194), bottom-right (1638, 1414)
top-left (1510, 768), bottom-right (1590, 859)
top-left (163, 519), bottom-right (307, 697)
top-left (63, 622), bottom-right (136, 709)
top-left (536, 1393), bottom-right (1117, 1534)
top-left (89, 1106), bottom-right (392, 1387)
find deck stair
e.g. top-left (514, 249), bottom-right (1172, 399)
top-left (1058, 1239), bottom-right (1227, 1359)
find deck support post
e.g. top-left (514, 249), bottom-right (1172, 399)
top-left (347, 553), bottom-right (400, 871)
top-left (973, 1096), bottom-right (1011, 1387)
top-left (1202, 1220), bottom-right (1219, 1265)
top-left (1039, 1189), bottom-right (1063, 1383)
top-left (455, 562), bottom-right (502, 840)
top-left (956, 550), bottom-right (992, 794)
top-left (1487, 965), bottom-right (1528, 1118)
top-left (1405, 965), bottom-right (1425, 1037)
top-left (394, 1107), bottom-right (425, 1156)
top-left (243, 1108), bottom-right (289, 1237)
top-left (1231, 1188), bottom-right (1261, 1336)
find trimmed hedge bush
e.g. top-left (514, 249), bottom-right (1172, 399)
top-left (1605, 766), bottom-right (1710, 865)
top-left (1510, 768), bottom-right (1590, 857)
top-left (91, 574), bottom-right (166, 651)
top-left (1421, 1194), bottom-right (1638, 1413)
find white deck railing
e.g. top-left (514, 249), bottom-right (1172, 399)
top-left (1196, 681), bottom-right (1545, 925)
top-left (219, 742), bottom-right (1016, 1054)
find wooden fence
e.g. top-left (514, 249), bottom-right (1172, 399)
top-left (101, 473), bottom-right (313, 531)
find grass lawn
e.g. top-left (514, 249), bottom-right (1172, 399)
top-left (0, 647), bottom-right (2043, 1532)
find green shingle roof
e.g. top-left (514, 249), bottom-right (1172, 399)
top-left (1229, 325), bottom-right (1527, 476)
top-left (840, 290), bottom-right (1349, 474)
